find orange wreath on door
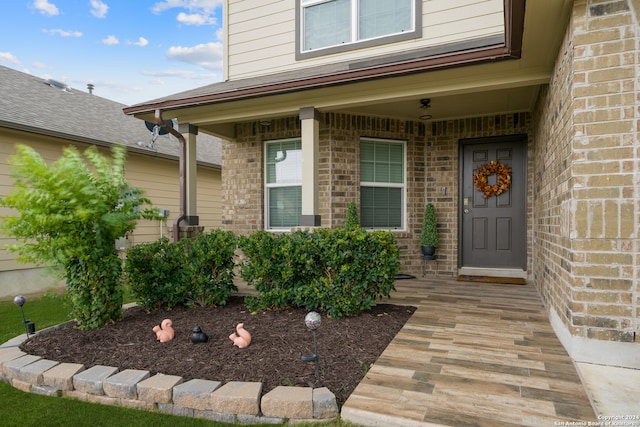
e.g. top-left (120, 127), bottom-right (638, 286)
top-left (473, 160), bottom-right (512, 198)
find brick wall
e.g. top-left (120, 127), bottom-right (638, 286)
top-left (533, 0), bottom-right (639, 346)
top-left (222, 113), bottom-right (531, 278)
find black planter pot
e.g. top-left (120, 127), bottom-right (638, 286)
top-left (421, 245), bottom-right (436, 260)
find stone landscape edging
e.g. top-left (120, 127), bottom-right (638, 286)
top-left (0, 323), bottom-right (338, 425)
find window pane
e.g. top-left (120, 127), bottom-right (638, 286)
top-left (269, 186), bottom-right (301, 228)
top-left (360, 187), bottom-right (402, 228)
top-left (304, 0), bottom-right (351, 50)
top-left (360, 138), bottom-right (404, 229)
top-left (266, 140), bottom-right (302, 184)
top-left (388, 143), bottom-right (404, 183)
top-left (359, 0), bottom-right (412, 40)
top-left (360, 139), bottom-right (404, 184)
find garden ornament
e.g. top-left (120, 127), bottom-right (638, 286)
top-left (301, 311), bottom-right (321, 387)
top-left (153, 319), bottom-right (174, 342)
top-left (190, 325), bottom-right (209, 343)
top-left (229, 323), bottom-right (251, 348)
top-left (13, 295), bottom-right (36, 339)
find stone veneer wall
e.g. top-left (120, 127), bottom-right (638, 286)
top-left (222, 113), bottom-right (532, 278)
top-left (532, 0), bottom-right (639, 366)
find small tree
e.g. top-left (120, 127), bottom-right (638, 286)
top-left (420, 203), bottom-right (438, 248)
top-left (0, 144), bottom-right (158, 329)
top-left (344, 201), bottom-right (360, 229)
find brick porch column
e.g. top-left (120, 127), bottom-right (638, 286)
top-left (298, 107), bottom-right (321, 226)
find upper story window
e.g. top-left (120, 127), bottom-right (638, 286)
top-left (297, 0), bottom-right (421, 59)
top-left (360, 138), bottom-right (406, 230)
top-left (265, 139), bottom-right (302, 230)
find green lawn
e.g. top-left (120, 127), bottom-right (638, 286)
top-left (0, 291), bottom-right (71, 343)
top-left (0, 290), bottom-right (346, 427)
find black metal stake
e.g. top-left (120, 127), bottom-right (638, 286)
top-left (13, 295), bottom-right (35, 340)
top-left (311, 329), bottom-right (320, 388)
top-left (19, 305), bottom-right (32, 339)
top-left (301, 329), bottom-right (321, 388)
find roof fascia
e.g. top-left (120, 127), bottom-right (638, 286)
top-left (0, 122), bottom-right (219, 168)
top-left (125, 0), bottom-right (525, 116)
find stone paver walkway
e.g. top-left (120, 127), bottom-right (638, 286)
top-left (341, 278), bottom-right (596, 426)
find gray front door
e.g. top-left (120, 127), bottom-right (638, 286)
top-left (460, 135), bottom-right (527, 269)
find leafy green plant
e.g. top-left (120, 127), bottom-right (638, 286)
top-left (125, 231), bottom-right (238, 310)
top-left (344, 201), bottom-right (360, 229)
top-left (420, 203), bottom-right (438, 248)
top-left (124, 238), bottom-right (189, 310)
top-left (184, 230), bottom-right (238, 307)
top-left (0, 144), bottom-right (158, 329)
top-left (239, 227), bottom-right (399, 317)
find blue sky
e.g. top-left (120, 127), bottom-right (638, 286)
top-left (0, 0), bottom-right (223, 105)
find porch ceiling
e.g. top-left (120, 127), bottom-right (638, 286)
top-left (132, 0), bottom-right (572, 139)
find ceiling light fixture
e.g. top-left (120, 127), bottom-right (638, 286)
top-left (419, 98), bottom-right (432, 120)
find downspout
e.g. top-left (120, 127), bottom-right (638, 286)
top-left (155, 109), bottom-right (186, 243)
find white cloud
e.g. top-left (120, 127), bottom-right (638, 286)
top-left (90, 0), bottom-right (108, 18)
top-left (0, 52), bottom-right (21, 65)
top-left (32, 0), bottom-right (59, 16)
top-left (176, 12), bottom-right (216, 26)
top-left (166, 42), bottom-right (222, 70)
top-left (101, 35), bottom-right (119, 45)
top-left (151, 0), bottom-right (221, 28)
top-left (151, 0), bottom-right (222, 14)
top-left (128, 37), bottom-right (149, 47)
top-left (32, 61), bottom-right (47, 69)
top-left (43, 28), bottom-right (83, 37)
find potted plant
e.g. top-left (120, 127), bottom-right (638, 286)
top-left (420, 203), bottom-right (438, 260)
top-left (344, 201), bottom-right (360, 229)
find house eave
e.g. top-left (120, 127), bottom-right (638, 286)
top-left (0, 122), bottom-right (220, 169)
top-left (125, 45), bottom-right (519, 117)
top-left (124, 0), bottom-right (525, 117)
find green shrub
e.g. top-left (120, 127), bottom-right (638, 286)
top-left (66, 252), bottom-right (124, 329)
top-left (420, 203), bottom-right (438, 247)
top-left (344, 201), bottom-right (360, 229)
top-left (124, 231), bottom-right (238, 310)
top-left (184, 230), bottom-right (238, 307)
top-left (0, 145), bottom-right (158, 329)
top-left (239, 227), bottom-right (399, 317)
top-left (124, 238), bottom-right (189, 310)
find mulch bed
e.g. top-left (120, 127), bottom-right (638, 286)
top-left (21, 296), bottom-right (415, 406)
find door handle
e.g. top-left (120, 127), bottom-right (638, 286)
top-left (464, 209), bottom-right (470, 214)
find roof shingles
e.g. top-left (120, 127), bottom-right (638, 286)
top-left (0, 66), bottom-right (220, 166)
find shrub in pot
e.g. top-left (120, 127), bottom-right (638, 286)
top-left (344, 201), bottom-right (360, 229)
top-left (420, 203), bottom-right (438, 260)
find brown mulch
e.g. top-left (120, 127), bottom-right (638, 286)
top-left (21, 296), bottom-right (415, 406)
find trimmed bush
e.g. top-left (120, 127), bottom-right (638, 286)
top-left (344, 201), bottom-right (360, 229)
top-left (124, 230), bottom-right (237, 310)
top-left (124, 238), bottom-right (189, 310)
top-left (239, 227), bottom-right (399, 317)
top-left (184, 230), bottom-right (238, 307)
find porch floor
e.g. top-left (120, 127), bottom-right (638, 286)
top-left (340, 277), bottom-right (597, 427)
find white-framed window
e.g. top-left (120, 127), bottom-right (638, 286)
top-left (298, 0), bottom-right (420, 58)
top-left (360, 138), bottom-right (406, 230)
top-left (265, 139), bottom-right (302, 230)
